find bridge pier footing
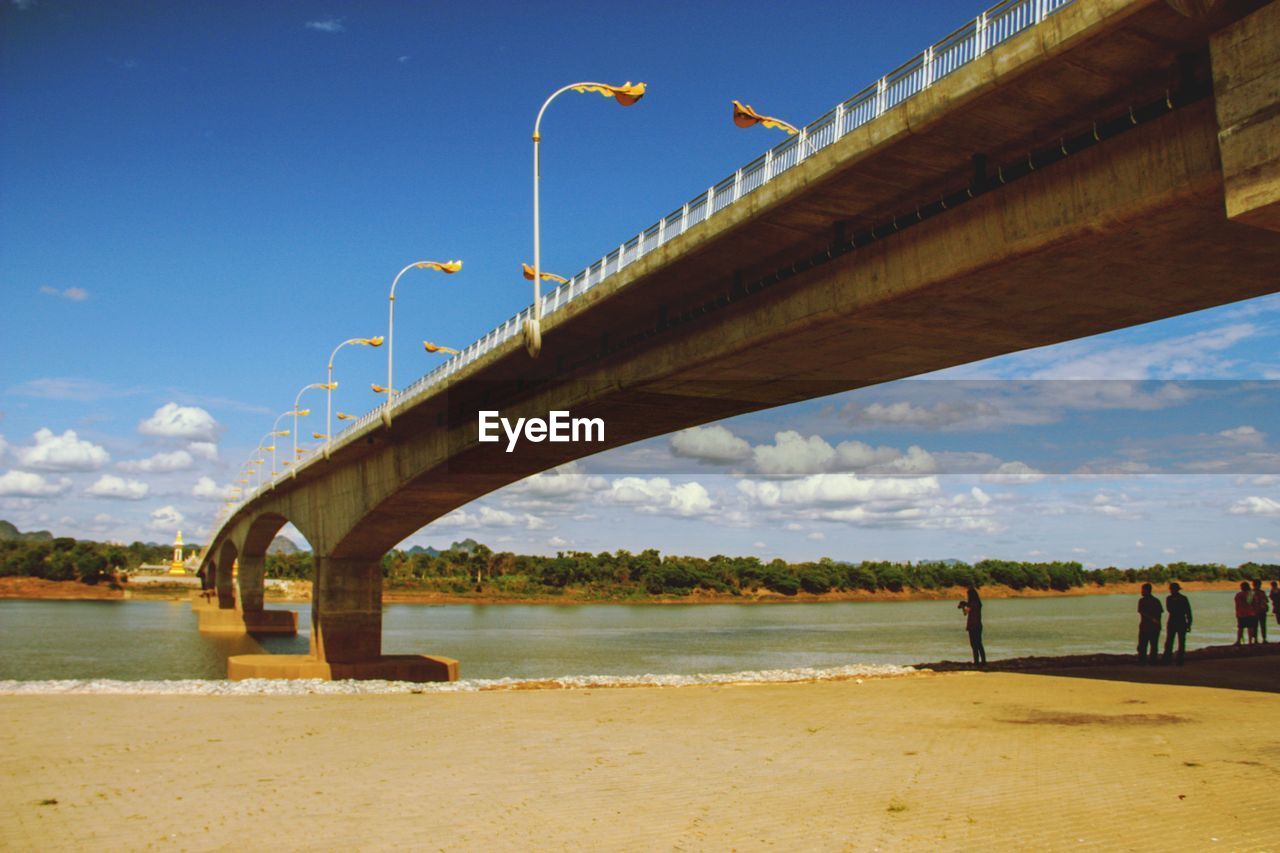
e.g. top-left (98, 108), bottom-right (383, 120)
top-left (224, 553), bottom-right (459, 682)
top-left (226, 653), bottom-right (458, 682)
top-left (191, 593), bottom-right (299, 634)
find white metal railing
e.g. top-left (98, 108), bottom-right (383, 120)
top-left (215, 0), bottom-right (1072, 533)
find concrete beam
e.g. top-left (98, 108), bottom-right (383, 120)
top-left (1212, 0), bottom-right (1280, 231)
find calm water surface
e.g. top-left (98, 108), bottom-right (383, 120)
top-left (0, 592), bottom-right (1242, 681)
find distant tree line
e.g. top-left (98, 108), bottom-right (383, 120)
top-left (3, 535), bottom-right (1278, 597)
top-left (0, 538), bottom-right (182, 585)
top-left (272, 545), bottom-right (1280, 598)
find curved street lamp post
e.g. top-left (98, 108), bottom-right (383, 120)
top-left (528, 80), bottom-right (646, 357)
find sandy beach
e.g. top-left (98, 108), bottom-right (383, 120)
top-left (3, 655), bottom-right (1277, 851)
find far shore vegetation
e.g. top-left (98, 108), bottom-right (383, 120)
top-left (2, 523), bottom-right (1277, 602)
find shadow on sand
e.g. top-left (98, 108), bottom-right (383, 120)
top-left (918, 643), bottom-right (1280, 695)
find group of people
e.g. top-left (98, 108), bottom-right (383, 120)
top-left (1232, 579), bottom-right (1278, 645)
top-left (956, 580), bottom-right (1280, 667)
top-left (1136, 579), bottom-right (1276, 665)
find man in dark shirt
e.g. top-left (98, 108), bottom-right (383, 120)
top-left (1162, 582), bottom-right (1192, 666)
top-left (1137, 583), bottom-right (1163, 665)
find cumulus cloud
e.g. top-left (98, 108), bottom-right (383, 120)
top-left (434, 506), bottom-right (546, 530)
top-left (38, 285), bottom-right (89, 301)
top-left (847, 400), bottom-right (1001, 430)
top-left (547, 536), bottom-right (568, 548)
top-left (86, 474), bottom-right (149, 501)
top-left (138, 403), bottom-right (219, 442)
top-left (607, 477), bottom-right (713, 517)
top-left (192, 476), bottom-right (233, 501)
top-left (118, 449), bottom-right (194, 473)
top-left (982, 461), bottom-right (1046, 484)
top-left (148, 505), bottom-right (185, 531)
top-left (738, 473), bottom-right (940, 508)
top-left (1218, 425), bottom-right (1264, 444)
top-left (1230, 496), bottom-right (1280, 517)
top-left (187, 441), bottom-right (218, 461)
top-left (670, 425), bottom-right (752, 464)
top-left (305, 17), bottom-right (344, 32)
top-left (15, 428), bottom-right (109, 471)
top-left (514, 463), bottom-right (608, 501)
top-left (0, 470), bottom-right (72, 498)
top-left (1243, 537), bottom-right (1276, 551)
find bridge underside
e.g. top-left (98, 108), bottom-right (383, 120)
top-left (202, 0), bottom-right (1280, 681)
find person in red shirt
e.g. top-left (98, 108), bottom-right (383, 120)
top-left (1252, 579), bottom-right (1269, 643)
top-left (1234, 581), bottom-right (1257, 645)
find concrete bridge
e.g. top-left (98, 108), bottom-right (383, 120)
top-left (201, 0), bottom-right (1280, 681)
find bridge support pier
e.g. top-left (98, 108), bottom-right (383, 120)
top-left (226, 554), bottom-right (456, 682)
top-left (195, 554), bottom-right (298, 635)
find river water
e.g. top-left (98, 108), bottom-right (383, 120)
top-left (0, 591), bottom-right (1245, 683)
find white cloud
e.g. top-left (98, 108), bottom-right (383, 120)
top-left (192, 476), bottom-right (233, 501)
top-left (138, 403), bottom-right (220, 441)
top-left (806, 531), bottom-right (825, 541)
top-left (738, 473), bottom-right (940, 508)
top-left (847, 400), bottom-right (1001, 429)
top-left (547, 536), bottom-right (568, 548)
top-left (148, 505), bottom-right (185, 532)
top-left (1243, 537), bottom-right (1276, 551)
top-left (0, 470), bottom-right (72, 498)
top-left (434, 505), bottom-right (546, 530)
top-left (38, 285), bottom-right (89, 301)
top-left (514, 463), bottom-right (608, 501)
top-left (1218, 425), bottom-right (1264, 444)
top-left (607, 477), bottom-right (714, 517)
top-left (15, 428), bottom-right (109, 471)
top-left (1230, 496), bottom-right (1280, 517)
top-left (187, 441), bottom-right (218, 461)
top-left (0, 434), bottom-right (7, 458)
top-left (118, 449), bottom-right (194, 473)
top-left (753, 431), bottom-right (836, 476)
top-left (305, 17), bottom-right (344, 32)
top-left (962, 323), bottom-right (1257, 380)
top-left (670, 425), bottom-right (752, 464)
top-left (983, 461), bottom-right (1046, 484)
top-left (86, 474), bottom-right (149, 501)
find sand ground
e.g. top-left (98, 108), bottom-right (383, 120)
top-left (2, 658), bottom-right (1278, 852)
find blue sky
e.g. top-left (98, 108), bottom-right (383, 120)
top-left (2, 0), bottom-right (1278, 565)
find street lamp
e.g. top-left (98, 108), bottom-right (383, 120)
top-left (731, 100), bottom-right (815, 154)
top-left (292, 381), bottom-right (330, 463)
top-left (528, 80), bottom-right (646, 358)
top-left (326, 336), bottom-right (382, 456)
top-left (267, 413), bottom-right (295, 480)
top-left (385, 260), bottom-right (462, 412)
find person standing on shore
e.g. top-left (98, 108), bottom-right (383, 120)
top-left (1234, 581), bottom-right (1257, 645)
top-left (1162, 582), bottom-right (1192, 666)
top-left (1252, 580), bottom-right (1269, 643)
top-left (1137, 583), bottom-right (1163, 664)
top-left (1270, 581), bottom-right (1279, 628)
top-left (958, 584), bottom-right (986, 666)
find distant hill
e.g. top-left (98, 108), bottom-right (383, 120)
top-left (0, 520), bottom-right (54, 542)
top-left (267, 536), bottom-right (300, 555)
top-left (405, 538), bottom-right (483, 557)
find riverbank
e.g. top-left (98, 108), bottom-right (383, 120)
top-left (3, 653), bottom-right (1275, 850)
top-left (0, 575), bottom-right (1249, 604)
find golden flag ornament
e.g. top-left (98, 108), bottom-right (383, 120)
top-left (416, 260), bottom-right (463, 273)
top-left (571, 81), bottom-right (646, 106)
top-left (732, 100), bottom-right (798, 136)
top-left (521, 263), bottom-right (569, 284)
